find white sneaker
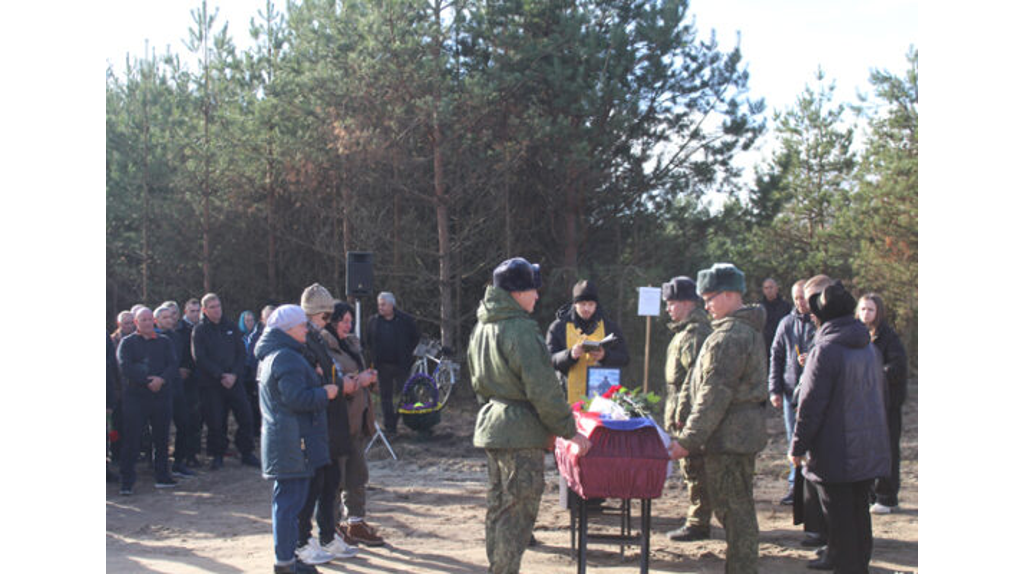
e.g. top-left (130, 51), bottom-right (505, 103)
top-left (295, 538), bottom-right (334, 565)
top-left (322, 534), bottom-right (359, 559)
top-left (870, 502), bottom-right (896, 514)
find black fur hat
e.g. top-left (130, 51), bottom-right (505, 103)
top-left (493, 257), bottom-right (542, 292)
top-left (808, 280), bottom-right (857, 323)
top-left (662, 276), bottom-right (700, 302)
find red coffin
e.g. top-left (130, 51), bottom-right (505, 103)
top-left (555, 422), bottom-right (669, 500)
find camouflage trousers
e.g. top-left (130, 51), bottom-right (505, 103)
top-left (484, 448), bottom-right (545, 574)
top-left (681, 454), bottom-right (712, 528)
top-left (706, 453), bottom-right (759, 574)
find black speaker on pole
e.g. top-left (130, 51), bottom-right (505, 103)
top-left (346, 251), bottom-right (374, 297)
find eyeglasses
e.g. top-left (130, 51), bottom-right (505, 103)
top-left (322, 312), bottom-right (332, 322)
top-left (702, 292), bottom-right (723, 307)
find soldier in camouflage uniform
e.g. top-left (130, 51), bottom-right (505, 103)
top-left (667, 263), bottom-right (768, 574)
top-left (660, 276), bottom-right (715, 542)
top-left (468, 257), bottom-right (592, 574)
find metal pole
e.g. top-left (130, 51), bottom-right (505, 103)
top-left (643, 316), bottom-right (651, 393)
top-left (355, 299), bottom-right (362, 340)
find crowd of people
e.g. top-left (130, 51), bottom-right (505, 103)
top-left (108, 259), bottom-right (908, 574)
top-left (107, 286), bottom-right (425, 573)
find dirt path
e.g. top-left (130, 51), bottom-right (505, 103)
top-left (107, 382), bottom-right (918, 573)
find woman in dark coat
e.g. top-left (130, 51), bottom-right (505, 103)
top-left (790, 277), bottom-right (890, 573)
top-left (857, 293), bottom-right (909, 514)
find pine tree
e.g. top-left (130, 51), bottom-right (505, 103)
top-left (850, 47), bottom-right (918, 361)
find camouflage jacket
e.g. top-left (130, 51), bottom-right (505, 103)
top-left (672, 305), bottom-right (768, 455)
top-left (662, 307), bottom-right (713, 430)
top-left (468, 285), bottom-right (577, 449)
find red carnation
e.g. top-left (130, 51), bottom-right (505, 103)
top-left (108, 430), bottom-right (120, 442)
top-left (601, 385), bottom-right (622, 399)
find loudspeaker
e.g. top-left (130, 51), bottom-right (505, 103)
top-left (346, 251), bottom-right (374, 297)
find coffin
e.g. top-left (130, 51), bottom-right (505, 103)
top-left (555, 412), bottom-right (669, 500)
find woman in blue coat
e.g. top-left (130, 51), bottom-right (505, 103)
top-left (254, 305), bottom-right (339, 574)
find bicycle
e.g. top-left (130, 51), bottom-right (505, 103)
top-left (408, 338), bottom-right (460, 409)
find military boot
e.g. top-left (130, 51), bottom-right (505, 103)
top-left (667, 525), bottom-right (710, 541)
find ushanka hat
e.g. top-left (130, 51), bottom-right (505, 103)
top-left (493, 257), bottom-right (542, 292)
top-left (662, 276), bottom-right (700, 302)
top-left (696, 263), bottom-right (746, 295)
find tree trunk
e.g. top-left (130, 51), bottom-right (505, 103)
top-left (266, 139), bottom-right (277, 299)
top-left (433, 119), bottom-right (454, 349)
top-left (141, 52), bottom-right (151, 303)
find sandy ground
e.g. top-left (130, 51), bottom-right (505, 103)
top-left (107, 381), bottom-right (918, 573)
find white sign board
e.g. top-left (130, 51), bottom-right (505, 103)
top-left (637, 287), bottom-right (661, 317)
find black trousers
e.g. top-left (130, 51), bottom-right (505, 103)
top-left (873, 404), bottom-right (903, 506)
top-left (802, 473), bottom-right (827, 537)
top-left (200, 380), bottom-right (254, 458)
top-left (377, 363), bottom-right (405, 432)
top-left (244, 376), bottom-right (262, 437)
top-left (179, 375), bottom-right (202, 460)
top-left (815, 480), bottom-right (873, 574)
top-left (171, 379), bottom-right (194, 464)
top-left (120, 385), bottom-right (173, 487)
top-left (299, 461), bottom-right (342, 546)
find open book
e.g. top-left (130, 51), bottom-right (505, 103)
top-left (580, 333), bottom-right (618, 351)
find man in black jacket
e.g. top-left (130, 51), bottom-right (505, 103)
top-left (759, 277), bottom-right (792, 358)
top-left (191, 293), bottom-right (259, 470)
top-left (364, 291), bottom-right (420, 434)
top-left (116, 308), bottom-right (178, 494)
top-left (545, 280), bottom-right (629, 405)
top-left (176, 298), bottom-right (203, 468)
top-left (789, 276), bottom-right (890, 573)
top-left (156, 305), bottom-right (197, 478)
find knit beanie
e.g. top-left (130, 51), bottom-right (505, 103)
top-left (267, 304), bottom-right (306, 332)
top-left (696, 263), bottom-right (746, 295)
top-left (572, 280), bottom-right (599, 303)
top-left (301, 283), bottom-right (335, 315)
top-left (493, 257), bottom-right (542, 292)
top-left (662, 276), bottom-right (700, 302)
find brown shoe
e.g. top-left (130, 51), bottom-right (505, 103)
top-left (345, 521), bottom-right (385, 546)
top-left (336, 523), bottom-right (356, 546)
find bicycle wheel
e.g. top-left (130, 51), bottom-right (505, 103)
top-left (434, 361), bottom-right (458, 407)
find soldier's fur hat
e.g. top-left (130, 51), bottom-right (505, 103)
top-left (696, 263), bottom-right (746, 295)
top-left (493, 257), bottom-right (542, 292)
top-left (662, 276), bottom-right (700, 302)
